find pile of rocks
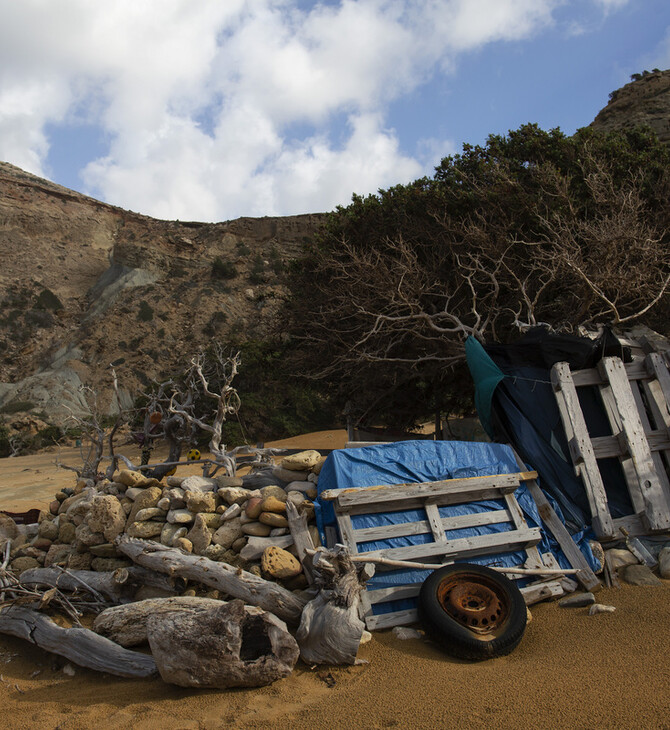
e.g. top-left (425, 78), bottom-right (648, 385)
top-left (2, 449), bottom-right (327, 594)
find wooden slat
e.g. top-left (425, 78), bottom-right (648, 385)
top-left (349, 509), bottom-right (510, 543)
top-left (356, 527), bottom-right (541, 564)
top-left (551, 362), bottom-right (614, 538)
top-left (341, 491), bottom-right (513, 517)
top-left (320, 471), bottom-right (536, 508)
top-left (645, 353), bottom-right (670, 412)
top-left (521, 470), bottom-right (601, 591)
top-left (571, 360), bottom-right (649, 387)
top-left (597, 372), bottom-right (647, 516)
top-left (599, 357), bottom-right (670, 532)
top-left (591, 430), bottom-right (670, 459)
top-left (365, 609), bottom-right (418, 630)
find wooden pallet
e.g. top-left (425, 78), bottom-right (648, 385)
top-left (320, 471), bottom-right (556, 630)
top-left (551, 354), bottom-right (670, 540)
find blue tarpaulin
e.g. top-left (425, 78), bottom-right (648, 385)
top-left (316, 440), bottom-right (597, 617)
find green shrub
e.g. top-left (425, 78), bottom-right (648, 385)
top-left (34, 288), bottom-right (63, 311)
top-left (0, 400), bottom-right (35, 415)
top-left (212, 257), bottom-right (237, 279)
top-left (236, 241), bottom-right (251, 256)
top-left (248, 254), bottom-right (267, 284)
top-left (137, 301), bottom-right (154, 322)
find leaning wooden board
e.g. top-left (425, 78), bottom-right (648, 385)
top-left (321, 471), bottom-right (560, 631)
top-left (551, 355), bottom-right (670, 540)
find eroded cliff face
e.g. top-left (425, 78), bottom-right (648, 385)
top-left (591, 69), bottom-right (670, 143)
top-left (0, 161), bottom-right (325, 421)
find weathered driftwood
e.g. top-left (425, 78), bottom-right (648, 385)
top-left (286, 501), bottom-right (315, 584)
top-left (296, 546), bottom-right (373, 665)
top-left (0, 605), bottom-right (157, 678)
top-left (19, 568), bottom-right (131, 603)
top-left (147, 599), bottom-right (300, 688)
top-left (116, 535), bottom-right (307, 625)
top-left (239, 535), bottom-right (294, 561)
top-left (93, 596), bottom-right (223, 647)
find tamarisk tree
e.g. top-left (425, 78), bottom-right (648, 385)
top-left (285, 125), bottom-right (670, 429)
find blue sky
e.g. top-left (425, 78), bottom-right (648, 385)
top-left (1, 0), bottom-right (669, 222)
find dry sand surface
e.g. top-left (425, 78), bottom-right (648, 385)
top-left (0, 430), bottom-right (669, 729)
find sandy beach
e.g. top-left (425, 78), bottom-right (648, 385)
top-left (0, 432), bottom-right (668, 729)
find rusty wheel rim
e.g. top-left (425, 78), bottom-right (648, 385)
top-left (435, 573), bottom-right (511, 637)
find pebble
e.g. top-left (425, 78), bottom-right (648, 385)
top-left (280, 450), bottom-right (321, 471)
top-left (126, 521), bottom-right (164, 539)
top-left (217, 487), bottom-right (249, 506)
top-left (245, 497), bottom-right (263, 520)
top-left (589, 603), bottom-right (617, 615)
top-left (174, 537), bottom-right (193, 553)
top-left (559, 592), bottom-right (596, 608)
top-left (134, 507), bottom-right (166, 522)
top-left (259, 485), bottom-right (288, 503)
top-left (180, 475), bottom-right (218, 493)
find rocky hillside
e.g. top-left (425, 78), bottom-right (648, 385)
top-left (591, 68), bottom-right (670, 142)
top-left (0, 161), bottom-right (325, 427)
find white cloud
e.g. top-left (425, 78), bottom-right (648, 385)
top-left (0, 0), bottom-right (613, 221)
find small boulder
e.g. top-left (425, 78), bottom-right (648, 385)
top-left (174, 538), bottom-right (193, 553)
top-left (167, 509), bottom-right (195, 525)
top-left (161, 523), bottom-right (187, 546)
top-left (58, 522), bottom-right (76, 544)
top-left (217, 487), bottom-right (249, 506)
top-left (260, 485), bottom-right (287, 503)
top-left (187, 514), bottom-right (213, 555)
top-left (11, 556), bottom-right (40, 574)
top-left (134, 507), bottom-right (166, 522)
top-left (185, 490), bottom-right (217, 514)
top-left (260, 496), bottom-right (286, 514)
top-left (221, 503), bottom-right (242, 521)
top-left (88, 495), bottom-right (127, 541)
top-left (126, 521), bottom-right (164, 539)
top-left (212, 518), bottom-right (243, 549)
top-left (659, 546), bottom-right (670, 579)
top-left (245, 497), bottom-right (263, 520)
top-left (38, 520), bottom-right (59, 542)
top-left (127, 487), bottom-right (163, 525)
top-left (215, 476), bottom-right (244, 489)
top-left (261, 546), bottom-right (302, 580)
top-left (259, 512), bottom-right (288, 528)
top-left (280, 450), bottom-right (321, 472)
top-left (181, 475), bottom-right (218, 493)
top-left (620, 564), bottom-right (663, 586)
top-left (242, 522), bottom-right (272, 537)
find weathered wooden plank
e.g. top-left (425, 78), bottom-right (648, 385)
top-left (365, 609), bottom-right (418, 630)
top-left (521, 470), bottom-right (601, 591)
top-left (645, 352), bottom-right (670, 414)
top-left (629, 378), bottom-right (670, 511)
top-left (597, 374), bottom-right (647, 516)
top-left (599, 357), bottom-right (670, 532)
top-left (424, 502), bottom-right (448, 544)
top-left (571, 360), bottom-right (649, 387)
top-left (503, 492), bottom-right (546, 570)
top-left (519, 580), bottom-right (564, 605)
top-left (320, 472), bottom-right (537, 507)
top-left (356, 527), bottom-right (541, 564)
top-left (320, 471), bottom-right (535, 508)
top-left (591, 430), bottom-right (670, 459)
top-left (611, 514), bottom-right (649, 539)
top-left (551, 361), bottom-right (614, 538)
top-left (349, 510), bottom-right (510, 543)
top-left (333, 512), bottom-right (375, 620)
top-left (341, 490), bottom-right (515, 517)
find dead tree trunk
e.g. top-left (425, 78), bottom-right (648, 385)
top-left (116, 536), bottom-right (307, 625)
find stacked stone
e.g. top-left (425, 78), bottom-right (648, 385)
top-left (2, 449), bottom-right (326, 595)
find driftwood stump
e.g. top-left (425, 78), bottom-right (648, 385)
top-left (296, 546), bottom-right (373, 665)
top-left (147, 599), bottom-right (300, 688)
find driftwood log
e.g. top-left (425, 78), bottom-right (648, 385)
top-left (19, 566), bottom-right (182, 605)
top-left (285, 501), bottom-right (315, 584)
top-left (296, 546), bottom-right (373, 665)
top-left (93, 596), bottom-right (224, 647)
top-left (0, 604), bottom-right (157, 678)
top-left (116, 536), bottom-right (307, 625)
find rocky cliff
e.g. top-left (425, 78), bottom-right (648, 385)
top-left (591, 69), bottom-right (670, 143)
top-left (0, 161), bottom-right (325, 425)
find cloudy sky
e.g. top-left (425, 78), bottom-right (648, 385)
top-left (1, 0), bottom-right (669, 222)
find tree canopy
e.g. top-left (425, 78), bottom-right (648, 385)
top-left (284, 124), bottom-right (670, 430)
